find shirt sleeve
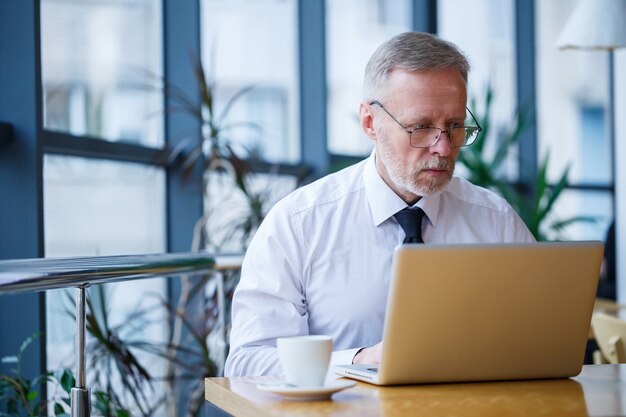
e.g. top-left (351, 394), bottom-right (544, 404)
top-left (225, 199), bottom-right (309, 377)
top-left (507, 205), bottom-right (536, 243)
top-left (331, 348), bottom-right (363, 368)
top-left (225, 198), bottom-right (371, 377)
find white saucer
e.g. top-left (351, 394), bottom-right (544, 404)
top-left (256, 380), bottom-right (357, 401)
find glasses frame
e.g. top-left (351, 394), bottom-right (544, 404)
top-left (369, 100), bottom-right (483, 148)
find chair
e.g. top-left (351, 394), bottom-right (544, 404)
top-left (591, 313), bottom-right (626, 364)
top-left (594, 297), bottom-right (626, 315)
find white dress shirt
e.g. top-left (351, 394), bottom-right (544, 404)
top-left (225, 152), bottom-right (534, 377)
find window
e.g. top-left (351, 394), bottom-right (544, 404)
top-left (438, 0), bottom-right (518, 181)
top-left (546, 189), bottom-right (612, 241)
top-left (326, 0), bottom-right (413, 156)
top-left (203, 172), bottom-right (298, 251)
top-left (40, 0), bottom-right (169, 413)
top-left (43, 156), bottom-right (165, 257)
top-left (579, 106), bottom-right (610, 184)
top-left (41, 0), bottom-right (163, 146)
top-left (201, 0), bottom-right (299, 163)
top-left (535, 0), bottom-right (613, 240)
top-left (43, 156), bottom-right (167, 413)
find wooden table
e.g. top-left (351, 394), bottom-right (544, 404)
top-left (205, 364), bottom-right (626, 417)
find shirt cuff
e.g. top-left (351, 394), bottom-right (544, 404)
top-left (330, 348), bottom-right (363, 368)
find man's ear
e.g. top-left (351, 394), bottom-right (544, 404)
top-left (359, 102), bottom-right (378, 142)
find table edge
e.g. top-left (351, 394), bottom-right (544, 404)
top-left (204, 377), bottom-right (272, 417)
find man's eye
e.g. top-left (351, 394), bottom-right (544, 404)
top-left (450, 122), bottom-right (463, 128)
top-left (411, 124), bottom-right (429, 130)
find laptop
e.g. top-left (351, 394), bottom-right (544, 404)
top-left (334, 241), bottom-right (604, 385)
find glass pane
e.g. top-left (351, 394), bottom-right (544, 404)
top-left (41, 0), bottom-right (163, 146)
top-left (536, 1), bottom-right (611, 185)
top-left (43, 155), bottom-right (167, 414)
top-left (542, 189), bottom-right (613, 242)
top-left (201, 0), bottom-right (299, 163)
top-left (326, 0), bottom-right (412, 156)
top-left (438, 0), bottom-right (519, 182)
top-left (203, 171), bottom-right (298, 252)
top-left (43, 156), bottom-right (165, 257)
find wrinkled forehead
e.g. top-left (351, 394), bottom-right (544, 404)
top-left (381, 69), bottom-right (467, 112)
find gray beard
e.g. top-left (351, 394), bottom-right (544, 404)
top-left (379, 143), bottom-right (454, 197)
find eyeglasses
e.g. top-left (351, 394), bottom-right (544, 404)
top-left (369, 100), bottom-right (482, 148)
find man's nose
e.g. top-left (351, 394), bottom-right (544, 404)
top-left (429, 131), bottom-right (454, 157)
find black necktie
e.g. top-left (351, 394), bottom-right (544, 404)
top-left (394, 207), bottom-right (425, 244)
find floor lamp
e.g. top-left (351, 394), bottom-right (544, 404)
top-left (556, 0), bottom-right (626, 300)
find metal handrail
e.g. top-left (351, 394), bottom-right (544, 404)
top-left (0, 252), bottom-right (243, 294)
top-left (0, 252), bottom-right (243, 417)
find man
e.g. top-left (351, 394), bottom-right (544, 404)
top-left (225, 32), bottom-right (534, 377)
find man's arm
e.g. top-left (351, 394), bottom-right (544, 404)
top-left (225, 199), bottom-right (309, 377)
top-left (224, 344), bottom-right (282, 377)
top-left (351, 342), bottom-right (383, 365)
top-left (225, 195), bottom-right (383, 376)
top-left (506, 205), bottom-right (536, 243)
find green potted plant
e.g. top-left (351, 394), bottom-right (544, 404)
top-left (1, 333), bottom-right (130, 417)
top-left (155, 58), bottom-right (307, 417)
top-left (457, 85), bottom-right (595, 240)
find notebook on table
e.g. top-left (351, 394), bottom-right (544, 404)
top-left (334, 241), bottom-right (604, 385)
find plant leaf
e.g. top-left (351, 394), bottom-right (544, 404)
top-left (54, 403), bottom-right (65, 416)
top-left (59, 369), bottom-right (75, 393)
top-left (116, 409), bottom-right (131, 417)
top-left (27, 390), bottom-right (37, 401)
top-left (191, 56), bottom-right (214, 120)
top-left (541, 165), bottom-right (571, 219)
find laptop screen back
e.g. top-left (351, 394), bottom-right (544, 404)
top-left (378, 241), bottom-right (603, 385)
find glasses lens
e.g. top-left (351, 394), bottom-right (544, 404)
top-left (410, 128), bottom-right (441, 148)
top-left (449, 128), bottom-right (467, 146)
top-left (450, 127), bottom-right (480, 147)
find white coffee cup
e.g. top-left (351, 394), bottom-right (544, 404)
top-left (276, 335), bottom-right (332, 387)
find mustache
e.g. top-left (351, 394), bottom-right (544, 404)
top-left (415, 157), bottom-right (453, 171)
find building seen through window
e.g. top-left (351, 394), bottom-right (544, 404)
top-left (41, 0), bottom-right (163, 146)
top-left (201, 0), bottom-right (299, 164)
top-left (326, 0), bottom-right (412, 156)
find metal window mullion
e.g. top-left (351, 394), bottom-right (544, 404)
top-left (515, 0), bottom-right (538, 198)
top-left (299, 0), bottom-right (329, 177)
top-left (412, 0), bottom-right (437, 33)
top-left (42, 131), bottom-right (166, 165)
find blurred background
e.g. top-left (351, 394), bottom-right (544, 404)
top-left (1, 0), bottom-right (626, 416)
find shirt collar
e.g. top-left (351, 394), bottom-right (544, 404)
top-left (363, 151), bottom-right (442, 227)
top-left (420, 192), bottom-right (440, 228)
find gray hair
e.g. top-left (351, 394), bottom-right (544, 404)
top-left (363, 32), bottom-right (470, 101)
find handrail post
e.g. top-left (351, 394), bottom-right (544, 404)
top-left (215, 271), bottom-right (226, 375)
top-left (71, 285), bottom-right (90, 417)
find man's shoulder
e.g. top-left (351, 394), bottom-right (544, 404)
top-left (279, 159), bottom-right (367, 215)
top-left (443, 176), bottom-right (513, 213)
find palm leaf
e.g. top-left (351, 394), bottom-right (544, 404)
top-left (190, 55), bottom-right (214, 120)
top-left (550, 216), bottom-right (597, 234)
top-left (541, 164), bottom-right (571, 220)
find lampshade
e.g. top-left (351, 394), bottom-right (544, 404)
top-left (556, 0), bottom-right (626, 50)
